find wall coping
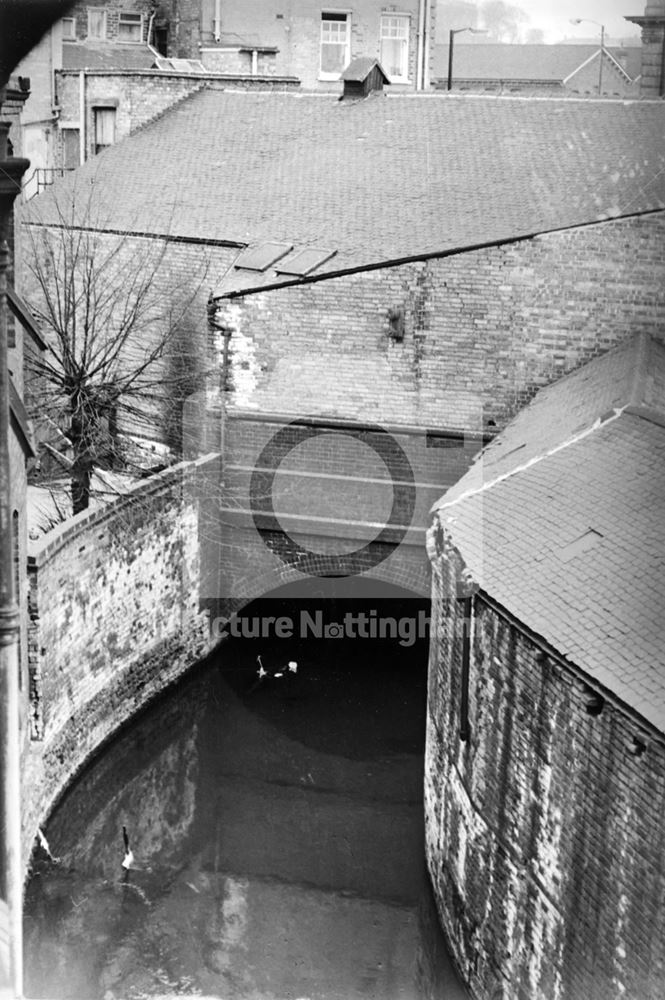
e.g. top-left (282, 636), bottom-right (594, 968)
top-left (56, 69), bottom-right (300, 85)
top-left (27, 452), bottom-right (220, 569)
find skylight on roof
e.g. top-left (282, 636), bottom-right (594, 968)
top-left (234, 243), bottom-right (293, 272)
top-left (275, 248), bottom-right (337, 276)
top-left (154, 57), bottom-right (206, 73)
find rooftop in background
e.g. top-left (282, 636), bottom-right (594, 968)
top-left (28, 89), bottom-right (665, 296)
top-left (433, 42), bottom-right (642, 85)
top-left (434, 332), bottom-right (665, 734)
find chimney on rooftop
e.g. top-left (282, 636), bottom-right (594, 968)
top-left (340, 57), bottom-right (390, 99)
top-left (625, 0), bottom-right (665, 95)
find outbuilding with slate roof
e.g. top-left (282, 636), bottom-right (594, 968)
top-left (425, 331), bottom-right (665, 1000)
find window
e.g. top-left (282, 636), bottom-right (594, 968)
top-left (118, 11), bottom-right (143, 43)
top-left (87, 8), bottom-right (107, 39)
top-left (93, 108), bottom-right (116, 154)
top-left (62, 17), bottom-right (77, 40)
top-left (62, 127), bottom-right (80, 168)
top-left (320, 12), bottom-right (350, 79)
top-left (380, 14), bottom-right (409, 82)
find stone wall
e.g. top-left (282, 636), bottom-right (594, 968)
top-left (424, 520), bottom-right (665, 1000)
top-left (213, 212), bottom-right (665, 432)
top-left (21, 455), bottom-right (220, 871)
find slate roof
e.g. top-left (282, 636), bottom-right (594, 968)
top-left (62, 41), bottom-right (157, 71)
top-left (28, 89), bottom-right (665, 295)
top-left (433, 333), bottom-right (665, 734)
top-left (433, 43), bottom-right (642, 84)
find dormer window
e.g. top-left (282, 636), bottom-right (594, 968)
top-left (320, 12), bottom-right (350, 80)
top-left (118, 11), bottom-right (143, 43)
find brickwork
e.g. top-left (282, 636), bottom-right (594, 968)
top-left (21, 455), bottom-right (219, 870)
top-left (197, 0), bottom-right (437, 89)
top-left (424, 518), bottom-right (665, 1000)
top-left (214, 212), bottom-right (665, 432)
top-left (640, 22), bottom-right (665, 96)
top-left (61, 0), bottom-right (154, 44)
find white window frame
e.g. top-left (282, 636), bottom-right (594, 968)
top-left (118, 10), bottom-right (144, 44)
top-left (320, 11), bottom-right (351, 81)
top-left (87, 8), bottom-right (107, 40)
top-left (61, 16), bottom-right (77, 41)
top-left (380, 13), bottom-right (410, 83)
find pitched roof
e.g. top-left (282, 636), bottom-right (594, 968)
top-left (433, 333), bottom-right (665, 733)
top-left (341, 57), bottom-right (390, 82)
top-left (433, 43), bottom-right (642, 84)
top-left (62, 41), bottom-right (157, 71)
top-left (28, 90), bottom-right (665, 295)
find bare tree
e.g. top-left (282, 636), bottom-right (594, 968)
top-left (20, 181), bottom-right (211, 514)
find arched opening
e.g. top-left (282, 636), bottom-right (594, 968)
top-left (24, 579), bottom-right (465, 999)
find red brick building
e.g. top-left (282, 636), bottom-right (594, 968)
top-left (426, 333), bottom-right (665, 1000)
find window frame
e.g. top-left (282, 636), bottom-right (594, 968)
top-left (319, 11), bottom-right (351, 81)
top-left (87, 7), bottom-right (107, 40)
top-left (61, 16), bottom-right (77, 41)
top-left (380, 13), bottom-right (410, 83)
top-left (118, 10), bottom-right (144, 44)
top-left (93, 106), bottom-right (116, 155)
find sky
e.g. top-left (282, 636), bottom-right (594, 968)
top-left (439, 1), bottom-right (643, 44)
top-left (518, 0), bottom-right (642, 43)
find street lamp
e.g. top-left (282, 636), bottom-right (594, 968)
top-left (570, 18), bottom-right (606, 94)
top-left (447, 27), bottom-right (488, 91)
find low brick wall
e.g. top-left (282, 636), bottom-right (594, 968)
top-left (424, 520), bottom-right (665, 1000)
top-left (21, 454), bottom-right (220, 871)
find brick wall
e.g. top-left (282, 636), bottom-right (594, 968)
top-left (198, 0), bottom-right (436, 89)
top-left (213, 212), bottom-right (665, 432)
top-left (21, 455), bottom-right (220, 870)
top-left (63, 0), bottom-right (154, 44)
top-left (424, 519), bottom-right (665, 1000)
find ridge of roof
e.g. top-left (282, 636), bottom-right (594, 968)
top-left (434, 333), bottom-right (665, 512)
top-left (434, 405), bottom-right (625, 513)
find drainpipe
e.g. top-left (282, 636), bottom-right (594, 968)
top-left (213, 0), bottom-right (222, 42)
top-left (251, 49), bottom-right (258, 75)
top-left (147, 9), bottom-right (156, 48)
top-left (416, 0), bottom-right (426, 89)
top-left (78, 69), bottom-right (85, 164)
top-left (0, 120), bottom-right (29, 1000)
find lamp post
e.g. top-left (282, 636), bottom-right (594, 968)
top-left (447, 27), bottom-right (488, 91)
top-left (570, 17), bottom-right (606, 94)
